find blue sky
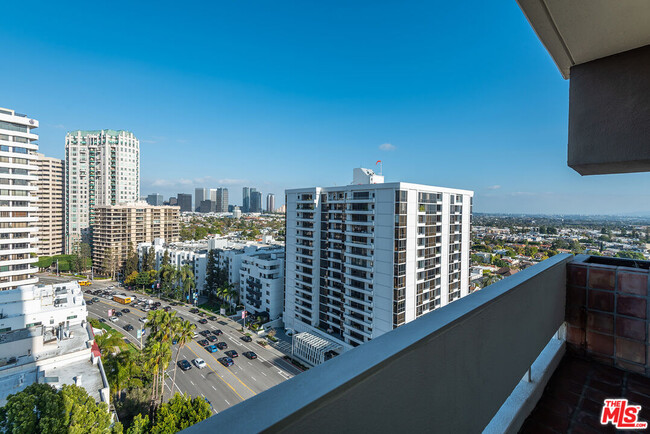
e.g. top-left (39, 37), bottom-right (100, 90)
top-left (3, 1), bottom-right (650, 214)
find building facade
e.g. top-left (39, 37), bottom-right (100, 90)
top-left (195, 188), bottom-right (208, 212)
top-left (199, 199), bottom-right (215, 213)
top-left (284, 168), bottom-right (473, 352)
top-left (250, 190), bottom-right (262, 213)
top-left (65, 129), bottom-right (140, 253)
top-left (146, 193), bottom-right (163, 206)
top-left (216, 187), bottom-right (229, 212)
top-left (266, 193), bottom-right (275, 213)
top-left (0, 108), bottom-right (39, 290)
top-left (0, 282), bottom-right (110, 405)
top-left (242, 187), bottom-right (250, 213)
top-left (92, 203), bottom-right (180, 276)
top-left (177, 193), bottom-right (192, 212)
top-left (35, 153), bottom-right (64, 256)
top-left (239, 249), bottom-right (284, 320)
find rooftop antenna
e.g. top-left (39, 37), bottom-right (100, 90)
top-left (376, 160), bottom-right (383, 176)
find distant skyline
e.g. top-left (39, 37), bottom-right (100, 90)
top-left (3, 1), bottom-right (650, 214)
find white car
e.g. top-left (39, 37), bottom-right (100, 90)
top-left (109, 316), bottom-right (118, 322)
top-left (139, 317), bottom-right (148, 323)
top-left (193, 358), bottom-right (206, 369)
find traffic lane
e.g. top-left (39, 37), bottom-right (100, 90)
top-left (175, 343), bottom-right (248, 409)
top-left (85, 299), bottom-right (148, 347)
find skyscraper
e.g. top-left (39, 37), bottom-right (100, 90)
top-left (0, 107), bottom-right (39, 289)
top-left (242, 187), bottom-right (250, 213)
top-left (250, 190), bottom-right (262, 213)
top-left (266, 193), bottom-right (275, 213)
top-left (216, 187), bottom-right (229, 212)
top-left (195, 188), bottom-right (208, 212)
top-left (284, 168), bottom-right (473, 353)
top-left (177, 193), bottom-right (192, 212)
top-left (146, 193), bottom-right (163, 206)
top-left (65, 129), bottom-right (140, 253)
top-left (35, 153), bottom-right (64, 256)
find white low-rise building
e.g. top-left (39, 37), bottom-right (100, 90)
top-left (239, 249), bottom-right (284, 321)
top-left (0, 282), bottom-right (109, 405)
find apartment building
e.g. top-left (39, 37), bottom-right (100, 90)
top-left (35, 154), bottom-right (64, 256)
top-left (284, 168), bottom-right (473, 354)
top-left (92, 202), bottom-right (180, 276)
top-left (239, 249), bottom-right (284, 321)
top-left (0, 108), bottom-right (39, 290)
top-left (65, 129), bottom-right (140, 253)
top-left (0, 282), bottom-right (110, 405)
top-left (215, 188), bottom-right (229, 213)
top-left (250, 190), bottom-right (262, 213)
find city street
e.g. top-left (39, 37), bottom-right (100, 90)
top-left (37, 274), bottom-right (301, 414)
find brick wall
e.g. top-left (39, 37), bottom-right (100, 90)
top-left (566, 255), bottom-right (650, 375)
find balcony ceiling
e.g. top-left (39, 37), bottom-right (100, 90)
top-left (517, 0), bottom-right (650, 78)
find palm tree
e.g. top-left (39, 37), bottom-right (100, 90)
top-left (95, 331), bottom-right (126, 355)
top-left (107, 351), bottom-right (142, 402)
top-left (147, 309), bottom-right (176, 345)
top-left (169, 319), bottom-right (196, 398)
top-left (179, 264), bottom-right (195, 304)
top-left (143, 340), bottom-right (172, 408)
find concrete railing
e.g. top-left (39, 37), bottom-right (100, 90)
top-left (185, 253), bottom-right (572, 434)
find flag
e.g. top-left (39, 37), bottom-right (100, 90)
top-left (376, 160), bottom-right (381, 164)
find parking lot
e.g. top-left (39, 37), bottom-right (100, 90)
top-left (38, 274), bottom-right (301, 414)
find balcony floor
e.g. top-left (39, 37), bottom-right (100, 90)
top-left (520, 352), bottom-right (650, 433)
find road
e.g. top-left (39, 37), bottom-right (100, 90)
top-left (38, 274), bottom-right (301, 414)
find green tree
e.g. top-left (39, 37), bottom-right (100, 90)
top-left (125, 271), bottom-right (139, 286)
top-left (0, 383), bottom-right (63, 434)
top-left (179, 265), bottom-right (195, 304)
top-left (169, 319), bottom-right (196, 399)
top-left (95, 330), bottom-right (127, 355)
top-left (149, 393), bottom-right (211, 434)
top-left (144, 246), bottom-right (156, 272)
top-left (204, 250), bottom-right (218, 296)
top-left (616, 250), bottom-right (645, 260)
top-left (161, 250), bottom-right (170, 267)
top-left (60, 383), bottom-right (115, 433)
top-left (105, 351), bottom-right (143, 402)
top-left (125, 243), bottom-right (139, 278)
top-left (126, 414), bottom-right (150, 434)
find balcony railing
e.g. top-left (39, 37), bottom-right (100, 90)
top-left (185, 253), bottom-right (573, 433)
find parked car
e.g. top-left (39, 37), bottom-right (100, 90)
top-left (99, 318), bottom-right (106, 323)
top-left (193, 358), bottom-right (207, 369)
top-left (218, 357), bottom-right (234, 367)
top-left (139, 317), bottom-right (148, 323)
top-left (205, 345), bottom-right (218, 353)
top-left (206, 335), bottom-right (217, 343)
top-left (190, 308), bottom-right (199, 313)
top-left (241, 336), bottom-right (252, 343)
top-left (198, 319), bottom-right (208, 324)
top-left (243, 351), bottom-right (257, 360)
top-left (225, 350), bottom-right (238, 358)
top-left (200, 330), bottom-right (211, 337)
top-left (164, 306), bottom-right (172, 312)
top-left (198, 312), bottom-right (205, 317)
top-left (216, 342), bottom-right (227, 350)
top-left (177, 359), bottom-right (192, 371)
top-left (123, 324), bottom-right (134, 331)
top-left (121, 308), bottom-right (130, 313)
top-left (213, 329), bottom-right (223, 336)
top-left (208, 316), bottom-right (217, 321)
top-left (198, 339), bottom-right (209, 347)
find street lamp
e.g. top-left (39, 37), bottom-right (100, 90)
top-left (286, 328), bottom-right (296, 363)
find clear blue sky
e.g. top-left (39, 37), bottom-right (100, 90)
top-left (3, 1), bottom-right (650, 214)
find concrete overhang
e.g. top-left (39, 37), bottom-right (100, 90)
top-left (517, 0), bottom-right (650, 79)
top-left (518, 1), bottom-right (650, 175)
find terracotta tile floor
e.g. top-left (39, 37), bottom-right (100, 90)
top-left (520, 353), bottom-right (650, 433)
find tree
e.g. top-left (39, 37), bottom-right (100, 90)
top-left (105, 351), bottom-right (142, 402)
top-left (60, 383), bottom-right (116, 433)
top-left (145, 310), bottom-right (176, 407)
top-left (126, 414), bottom-right (150, 434)
top-left (161, 250), bottom-right (170, 267)
top-left (144, 246), bottom-right (156, 272)
top-left (179, 265), bottom-right (195, 304)
top-left (170, 319), bottom-right (196, 399)
top-left (149, 393), bottom-right (211, 434)
top-left (204, 250), bottom-right (218, 296)
top-left (159, 265), bottom-right (178, 298)
top-left (125, 242), bottom-right (139, 278)
top-left (125, 271), bottom-right (139, 286)
top-left (102, 247), bottom-right (118, 279)
top-left (616, 250), bottom-right (645, 260)
top-left (79, 242), bottom-right (92, 272)
top-left (95, 330), bottom-right (127, 355)
top-left (0, 383), bottom-right (63, 434)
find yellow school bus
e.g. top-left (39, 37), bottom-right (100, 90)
top-left (113, 295), bottom-right (132, 304)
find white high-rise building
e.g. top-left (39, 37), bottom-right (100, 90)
top-left (266, 193), bottom-right (275, 213)
top-left (0, 108), bottom-right (39, 290)
top-left (284, 168), bottom-right (473, 355)
top-left (65, 130), bottom-right (140, 253)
